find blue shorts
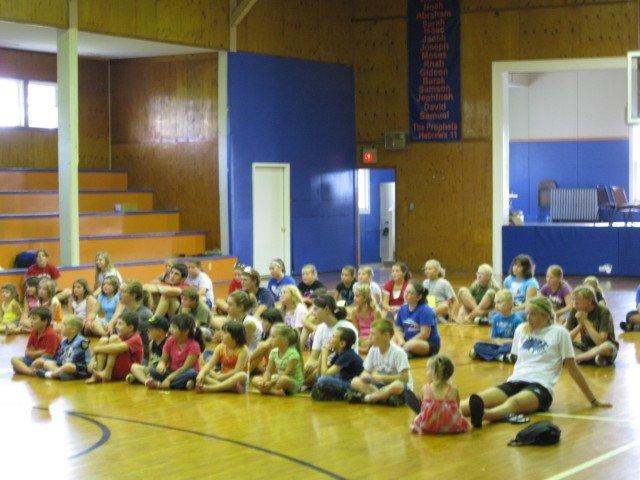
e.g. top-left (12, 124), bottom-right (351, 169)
top-left (22, 355), bottom-right (53, 367)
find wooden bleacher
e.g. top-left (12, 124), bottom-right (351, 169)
top-left (0, 168), bottom-right (235, 295)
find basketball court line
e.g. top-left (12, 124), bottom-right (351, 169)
top-left (538, 412), bottom-right (631, 423)
top-left (40, 407), bottom-right (346, 479)
top-left (544, 439), bottom-right (640, 480)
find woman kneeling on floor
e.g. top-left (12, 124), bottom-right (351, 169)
top-left (460, 297), bottom-right (611, 428)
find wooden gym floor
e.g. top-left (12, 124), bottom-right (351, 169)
top-left (1, 274), bottom-right (639, 479)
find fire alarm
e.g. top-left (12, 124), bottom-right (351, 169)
top-left (362, 147), bottom-right (377, 164)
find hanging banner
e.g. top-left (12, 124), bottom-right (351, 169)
top-left (408, 0), bottom-right (461, 142)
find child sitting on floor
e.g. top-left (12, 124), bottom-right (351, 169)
top-left (346, 319), bottom-right (412, 406)
top-left (11, 307), bottom-right (60, 376)
top-left (144, 314), bottom-right (203, 390)
top-left (469, 289), bottom-right (523, 362)
top-left (253, 324), bottom-right (304, 396)
top-left (32, 314), bottom-right (90, 380)
top-left (86, 312), bottom-right (143, 383)
top-left (312, 327), bottom-right (364, 401)
top-left (0, 283), bottom-right (22, 334)
top-left (409, 355), bottom-right (470, 434)
top-left (196, 320), bottom-right (249, 394)
top-left (127, 316), bottom-right (169, 384)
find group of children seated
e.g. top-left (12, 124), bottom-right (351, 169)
top-left (1, 249), bottom-right (633, 435)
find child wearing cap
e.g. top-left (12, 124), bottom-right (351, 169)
top-left (126, 316), bottom-right (169, 384)
top-left (11, 307), bottom-right (60, 376)
top-left (86, 312), bottom-right (143, 383)
top-left (32, 314), bottom-right (90, 380)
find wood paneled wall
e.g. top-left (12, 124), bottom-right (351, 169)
top-left (0, 48), bottom-right (110, 169)
top-left (236, 0), bottom-right (354, 64)
top-left (0, 0), bottom-right (67, 27)
top-left (77, 0), bottom-right (228, 49)
top-left (351, 0), bottom-right (638, 274)
top-left (110, 54), bottom-right (219, 250)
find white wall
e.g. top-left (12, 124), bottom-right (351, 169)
top-left (509, 69), bottom-right (627, 140)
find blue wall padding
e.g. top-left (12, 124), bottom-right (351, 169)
top-left (509, 139), bottom-right (629, 222)
top-left (360, 169), bottom-right (395, 264)
top-left (502, 225), bottom-right (633, 276)
top-left (228, 52), bottom-right (356, 273)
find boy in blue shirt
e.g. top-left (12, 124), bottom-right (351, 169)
top-left (469, 289), bottom-right (523, 362)
top-left (312, 327), bottom-right (364, 401)
top-left (32, 314), bottom-right (90, 380)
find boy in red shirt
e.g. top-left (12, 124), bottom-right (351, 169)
top-left (11, 307), bottom-right (60, 376)
top-left (86, 312), bottom-right (143, 383)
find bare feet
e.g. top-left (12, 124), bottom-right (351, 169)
top-left (85, 375), bottom-right (99, 384)
top-left (94, 369), bottom-right (111, 382)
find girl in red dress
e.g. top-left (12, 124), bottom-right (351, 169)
top-left (411, 355), bottom-right (470, 434)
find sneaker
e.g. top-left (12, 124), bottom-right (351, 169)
top-left (620, 321), bottom-right (629, 332)
top-left (469, 393), bottom-right (485, 428)
top-left (502, 354), bottom-right (516, 364)
top-left (344, 390), bottom-right (365, 404)
top-left (235, 381), bottom-right (246, 394)
top-left (35, 368), bottom-right (47, 378)
top-left (125, 373), bottom-right (136, 384)
top-left (145, 378), bottom-right (160, 389)
top-left (386, 394), bottom-right (405, 407)
top-left (185, 380), bottom-right (195, 390)
top-left (469, 347), bottom-right (477, 359)
top-left (594, 355), bottom-right (612, 367)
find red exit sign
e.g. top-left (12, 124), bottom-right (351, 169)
top-left (362, 147), bottom-right (377, 164)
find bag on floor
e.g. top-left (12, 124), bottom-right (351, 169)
top-left (508, 421), bottom-right (561, 446)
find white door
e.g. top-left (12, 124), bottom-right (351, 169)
top-left (252, 163), bottom-right (291, 275)
top-left (379, 182), bottom-right (395, 262)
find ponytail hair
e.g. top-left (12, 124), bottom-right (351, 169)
top-left (229, 290), bottom-right (258, 313)
top-left (428, 354), bottom-right (454, 383)
top-left (393, 262), bottom-right (411, 281)
top-left (425, 259), bottom-right (445, 278)
top-left (313, 293), bottom-right (347, 320)
top-left (171, 313), bottom-right (204, 350)
top-left (272, 324), bottom-right (304, 370)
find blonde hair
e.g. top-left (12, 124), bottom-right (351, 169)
top-left (494, 288), bottom-right (513, 304)
top-left (38, 278), bottom-right (57, 301)
top-left (280, 284), bottom-right (304, 309)
top-left (583, 276), bottom-right (604, 299)
top-left (573, 285), bottom-right (597, 305)
top-left (473, 263), bottom-right (500, 291)
top-left (523, 296), bottom-right (555, 334)
top-left (354, 284), bottom-right (378, 313)
top-left (425, 259), bottom-right (445, 278)
top-left (272, 324), bottom-right (304, 369)
top-left (301, 264), bottom-right (317, 279)
top-left (358, 266), bottom-right (374, 280)
top-left (428, 355), bottom-right (454, 384)
top-left (546, 264), bottom-right (563, 279)
top-left (62, 314), bottom-right (83, 331)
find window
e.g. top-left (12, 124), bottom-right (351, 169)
top-left (357, 168), bottom-right (370, 214)
top-left (27, 81), bottom-right (57, 129)
top-left (0, 78), bottom-right (24, 127)
top-left (0, 77), bottom-right (58, 129)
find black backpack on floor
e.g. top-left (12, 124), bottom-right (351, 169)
top-left (508, 421), bottom-right (561, 446)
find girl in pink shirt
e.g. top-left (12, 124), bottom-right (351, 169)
top-left (145, 313), bottom-right (203, 390)
top-left (349, 284), bottom-right (382, 354)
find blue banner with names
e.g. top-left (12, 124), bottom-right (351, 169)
top-left (408, 0), bottom-right (461, 142)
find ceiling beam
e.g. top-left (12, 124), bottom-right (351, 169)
top-left (230, 0), bottom-right (259, 28)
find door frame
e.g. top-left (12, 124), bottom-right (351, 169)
top-left (252, 162), bottom-right (291, 274)
top-left (491, 56), bottom-right (626, 279)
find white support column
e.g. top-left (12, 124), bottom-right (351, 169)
top-left (57, 0), bottom-right (80, 266)
top-left (218, 51), bottom-right (230, 254)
